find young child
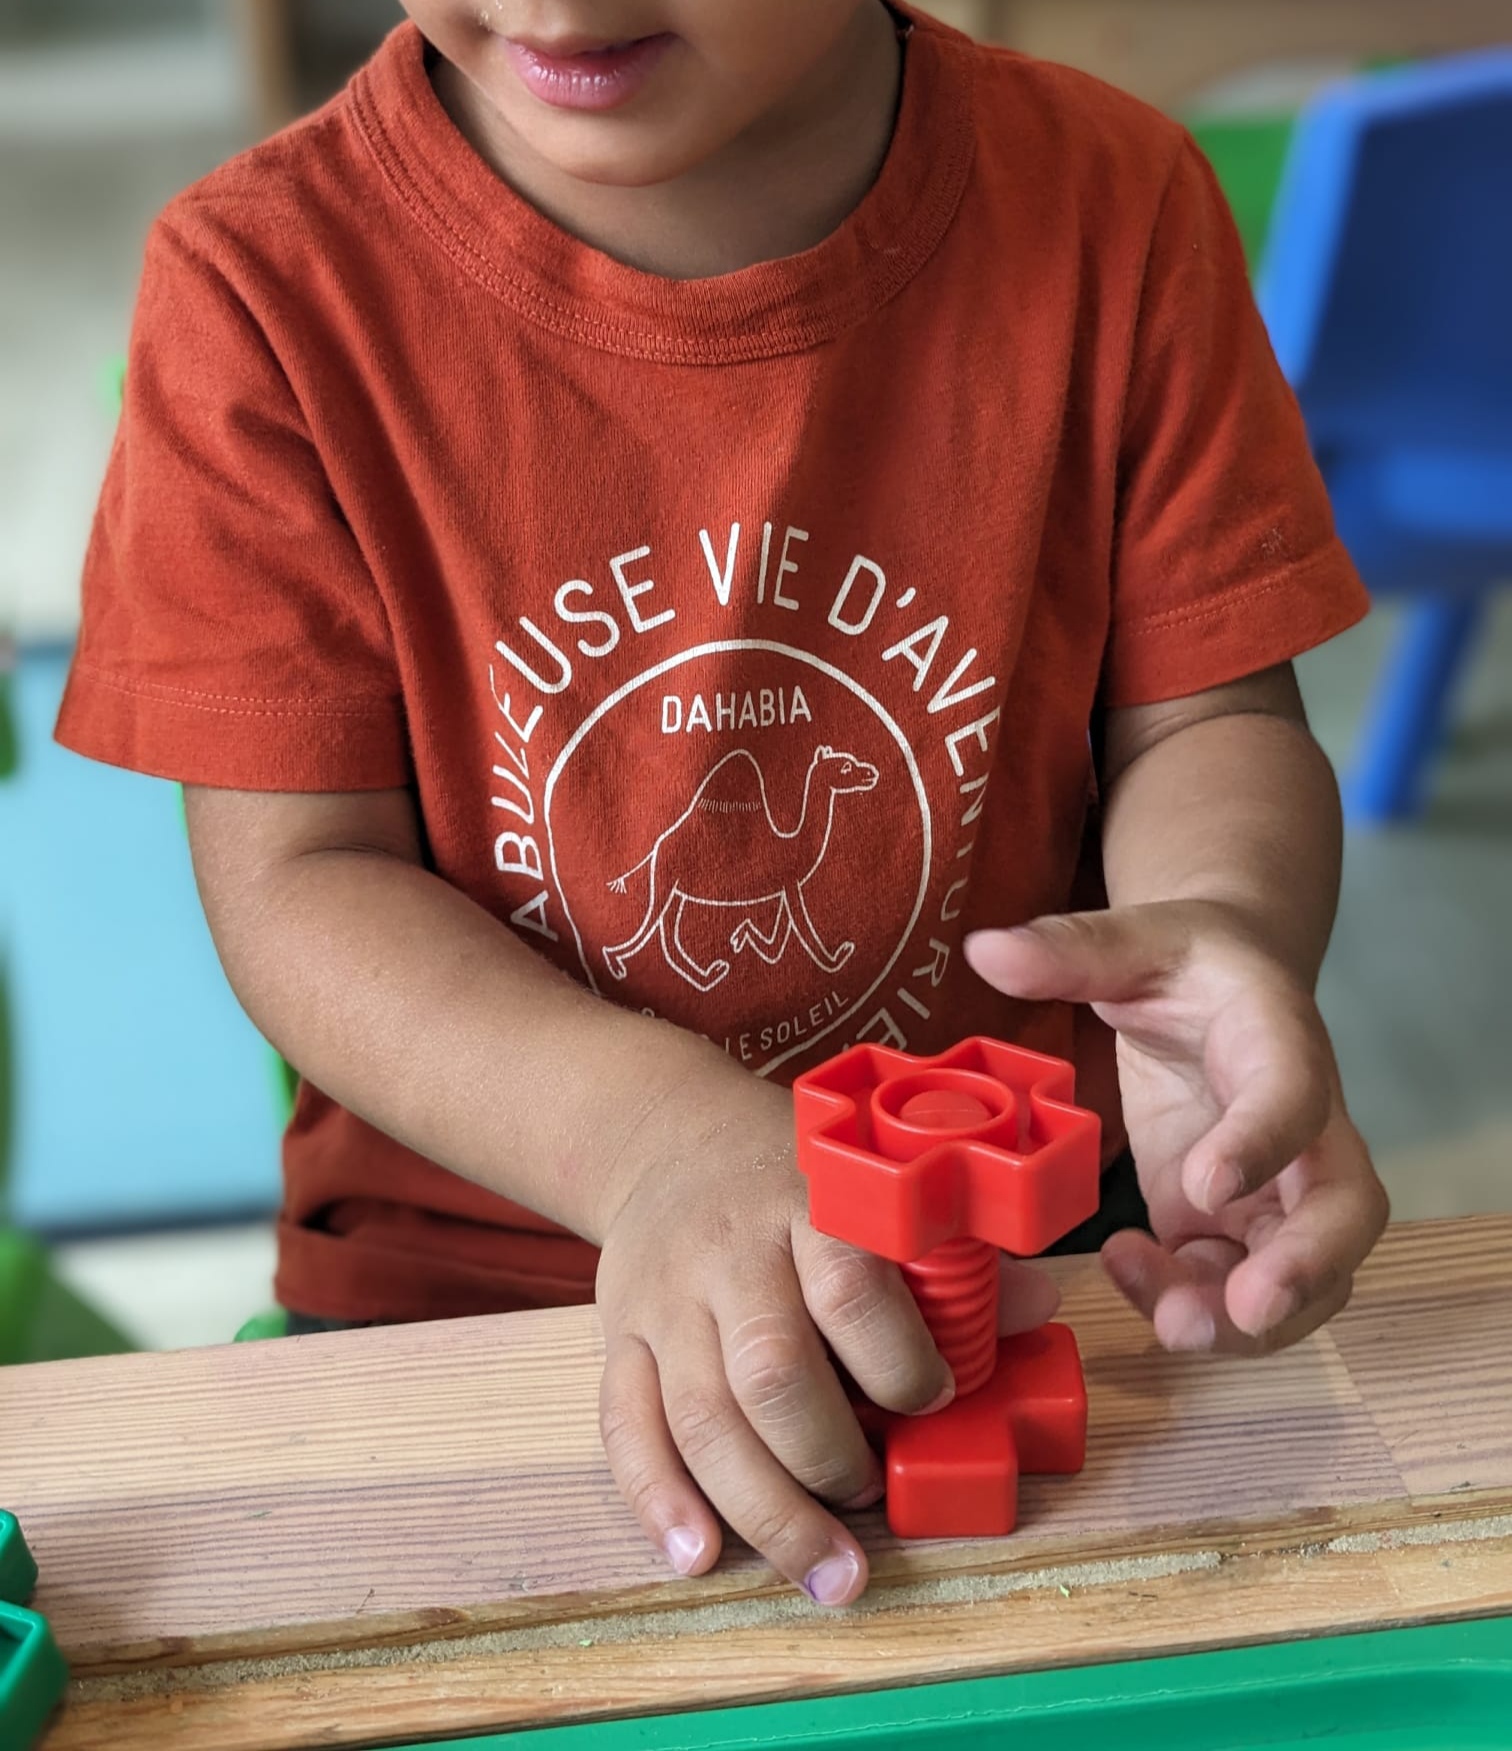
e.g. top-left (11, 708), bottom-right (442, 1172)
top-left (58, 1), bottom-right (1388, 1607)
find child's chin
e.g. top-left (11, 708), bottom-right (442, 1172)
top-left (522, 110), bottom-right (741, 193)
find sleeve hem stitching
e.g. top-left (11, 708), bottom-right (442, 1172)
top-left (71, 660), bottom-right (400, 720)
top-left (1110, 546), bottom-right (1361, 640)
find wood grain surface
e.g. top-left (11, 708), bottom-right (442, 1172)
top-left (3, 1217), bottom-right (1510, 1751)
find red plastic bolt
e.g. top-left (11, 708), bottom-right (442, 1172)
top-left (890, 1084), bottom-right (1004, 1395)
top-left (793, 1037), bottom-right (1103, 1538)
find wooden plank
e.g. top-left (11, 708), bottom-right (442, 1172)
top-left (3, 1217), bottom-right (1509, 1750)
top-left (48, 1506), bottom-right (1512, 1751)
top-left (982, 0), bottom-right (1512, 107)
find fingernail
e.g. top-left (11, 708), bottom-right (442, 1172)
top-left (912, 1380), bottom-right (956, 1417)
top-left (1251, 1284), bottom-right (1302, 1333)
top-left (663, 1526), bottom-right (704, 1577)
top-left (841, 1476), bottom-right (886, 1511)
top-left (1199, 1161), bottom-right (1244, 1212)
top-left (804, 1551), bottom-right (861, 1607)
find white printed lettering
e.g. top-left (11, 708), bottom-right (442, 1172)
top-left (610, 545), bottom-right (675, 633)
top-left (828, 555), bottom-right (887, 635)
top-left (553, 580), bottom-right (620, 659)
top-left (946, 709), bottom-right (1001, 777)
top-left (756, 521), bottom-right (774, 603)
top-left (494, 626), bottom-right (571, 696)
top-left (959, 773), bottom-right (989, 826)
top-left (773, 525), bottom-right (808, 611)
top-left (883, 616), bottom-right (949, 690)
top-left (856, 1008), bottom-right (908, 1050)
top-left (927, 647), bottom-right (997, 715)
top-left (914, 938), bottom-right (951, 988)
top-left (495, 831), bottom-right (545, 883)
top-left (510, 891), bottom-right (559, 943)
top-left (488, 668), bottom-right (542, 748)
top-left (490, 767), bottom-right (534, 825)
top-left (698, 523), bottom-right (741, 607)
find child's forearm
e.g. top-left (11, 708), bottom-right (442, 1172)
top-left (1098, 665), bottom-right (1342, 989)
top-left (184, 788), bottom-right (785, 1246)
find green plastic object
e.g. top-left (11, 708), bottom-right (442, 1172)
top-left (0, 1513), bottom-right (37, 1607)
top-left (1188, 113), bottom-right (1296, 272)
top-left (272, 1051), bottom-right (299, 1123)
top-left (0, 664), bottom-right (18, 782)
top-left (395, 1618), bottom-right (1512, 1751)
top-left (0, 1229), bottom-right (134, 1367)
top-left (100, 353), bottom-right (126, 415)
top-left (0, 1511), bottom-right (68, 1751)
top-left (234, 1308), bottom-right (290, 1343)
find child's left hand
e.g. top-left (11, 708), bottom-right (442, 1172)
top-left (966, 900), bottom-right (1389, 1354)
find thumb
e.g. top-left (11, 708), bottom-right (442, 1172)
top-left (964, 907), bottom-right (1187, 1006)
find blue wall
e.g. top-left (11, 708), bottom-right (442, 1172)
top-left (3, 647), bottom-right (281, 1232)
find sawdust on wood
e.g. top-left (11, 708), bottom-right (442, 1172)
top-left (72, 1549), bottom-right (1222, 1706)
top-left (71, 1509), bottom-right (1512, 1710)
top-left (1325, 1512), bottom-right (1512, 1556)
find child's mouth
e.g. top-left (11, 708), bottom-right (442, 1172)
top-left (505, 33), bottom-right (675, 113)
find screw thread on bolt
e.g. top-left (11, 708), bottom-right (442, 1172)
top-left (902, 1236), bottom-right (999, 1398)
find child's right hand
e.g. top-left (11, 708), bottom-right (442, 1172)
top-left (593, 1083), bottom-right (1061, 1606)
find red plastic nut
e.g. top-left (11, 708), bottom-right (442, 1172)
top-left (792, 1037), bottom-right (1102, 1261)
top-left (882, 1325), bottom-right (1088, 1538)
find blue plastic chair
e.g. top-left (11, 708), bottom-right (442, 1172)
top-left (1257, 50), bottom-right (1512, 823)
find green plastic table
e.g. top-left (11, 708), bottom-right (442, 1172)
top-left (395, 1620), bottom-right (1512, 1751)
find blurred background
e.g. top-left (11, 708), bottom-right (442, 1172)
top-left (1, 1), bottom-right (1508, 1358)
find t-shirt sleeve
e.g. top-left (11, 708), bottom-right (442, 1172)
top-left (1100, 134), bottom-right (1369, 709)
top-left (55, 215), bottom-right (410, 790)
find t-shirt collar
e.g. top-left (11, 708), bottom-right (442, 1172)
top-left (348, 9), bottom-right (974, 363)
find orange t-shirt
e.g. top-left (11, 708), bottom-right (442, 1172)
top-left (57, 11), bottom-right (1367, 1323)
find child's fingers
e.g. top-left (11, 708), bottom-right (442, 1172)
top-left (1104, 1231), bottom-right (1299, 1354)
top-left (1180, 997), bottom-right (1331, 1213)
top-left (1225, 1114), bottom-right (1389, 1342)
top-left (720, 1301), bottom-right (884, 1510)
top-left (998, 1257), bottom-right (1062, 1334)
top-left (599, 1332), bottom-right (723, 1581)
top-left (658, 1325), bottom-right (872, 1605)
top-left (965, 906), bottom-right (1184, 1007)
top-left (795, 1229), bottom-right (953, 1415)
top-left (1103, 1230), bottom-right (1238, 1351)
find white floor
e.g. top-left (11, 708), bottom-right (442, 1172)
top-left (52, 1225), bottom-right (277, 1350)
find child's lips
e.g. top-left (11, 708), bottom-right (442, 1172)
top-left (504, 32), bottom-right (675, 113)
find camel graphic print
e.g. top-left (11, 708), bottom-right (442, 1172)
top-left (533, 640), bottom-right (933, 1077)
top-left (603, 746), bottom-right (880, 993)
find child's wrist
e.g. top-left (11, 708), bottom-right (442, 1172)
top-left (583, 1033), bottom-right (789, 1245)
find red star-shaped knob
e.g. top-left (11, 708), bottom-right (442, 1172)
top-left (793, 1036), bottom-right (1102, 1261)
